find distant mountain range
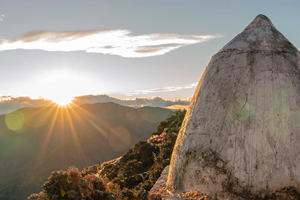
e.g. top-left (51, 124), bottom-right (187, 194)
top-left (0, 102), bottom-right (173, 199)
top-left (0, 95), bottom-right (190, 115)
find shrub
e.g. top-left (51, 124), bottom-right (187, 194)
top-left (28, 166), bottom-right (111, 200)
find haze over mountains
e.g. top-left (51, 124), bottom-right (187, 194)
top-left (0, 102), bottom-right (173, 199)
top-left (0, 95), bottom-right (190, 115)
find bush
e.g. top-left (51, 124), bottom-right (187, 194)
top-left (133, 110), bottom-right (186, 199)
top-left (28, 192), bottom-right (49, 200)
top-left (28, 166), bottom-right (112, 200)
top-left (120, 188), bottom-right (134, 199)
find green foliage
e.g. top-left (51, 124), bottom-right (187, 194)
top-left (102, 110), bottom-right (186, 199)
top-left (136, 110), bottom-right (186, 198)
top-left (120, 188), bottom-right (134, 200)
top-left (28, 166), bottom-right (112, 200)
top-left (28, 110), bottom-right (186, 200)
top-left (81, 164), bottom-right (101, 177)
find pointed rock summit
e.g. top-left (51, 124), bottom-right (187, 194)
top-left (220, 14), bottom-right (297, 52)
top-left (166, 15), bottom-right (300, 199)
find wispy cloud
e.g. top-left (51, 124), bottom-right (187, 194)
top-left (126, 82), bottom-right (198, 96)
top-left (0, 29), bottom-right (222, 57)
top-left (0, 14), bottom-right (4, 22)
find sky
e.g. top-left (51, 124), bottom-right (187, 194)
top-left (0, 0), bottom-right (300, 104)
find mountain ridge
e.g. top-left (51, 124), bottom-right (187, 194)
top-left (0, 95), bottom-right (190, 115)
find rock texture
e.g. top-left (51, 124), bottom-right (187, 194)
top-left (149, 165), bottom-right (170, 200)
top-left (149, 166), bottom-right (211, 200)
top-left (166, 15), bottom-right (300, 199)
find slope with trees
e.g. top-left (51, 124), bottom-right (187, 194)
top-left (28, 110), bottom-right (186, 200)
top-left (0, 103), bottom-right (172, 199)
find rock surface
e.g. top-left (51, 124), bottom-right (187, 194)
top-left (149, 166), bottom-right (211, 200)
top-left (148, 165), bottom-right (170, 200)
top-left (166, 14), bottom-right (300, 199)
top-left (220, 14), bottom-right (297, 52)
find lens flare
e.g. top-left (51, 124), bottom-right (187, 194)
top-left (229, 99), bottom-right (252, 122)
top-left (269, 88), bottom-right (291, 136)
top-left (5, 110), bottom-right (26, 132)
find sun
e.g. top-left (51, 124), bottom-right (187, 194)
top-left (43, 84), bottom-right (75, 106)
top-left (51, 95), bottom-right (73, 107)
top-left (32, 69), bottom-right (85, 107)
top-left (39, 78), bottom-right (76, 107)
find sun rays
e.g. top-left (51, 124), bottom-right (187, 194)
top-left (3, 101), bottom-right (134, 173)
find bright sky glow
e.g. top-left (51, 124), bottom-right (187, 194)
top-left (0, 0), bottom-right (299, 100)
top-left (31, 69), bottom-right (90, 106)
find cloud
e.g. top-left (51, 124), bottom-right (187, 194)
top-left (126, 82), bottom-right (198, 96)
top-left (0, 14), bottom-right (4, 22)
top-left (0, 29), bottom-right (222, 57)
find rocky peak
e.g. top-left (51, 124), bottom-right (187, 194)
top-left (219, 14), bottom-right (297, 52)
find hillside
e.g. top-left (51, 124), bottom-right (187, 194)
top-left (28, 110), bottom-right (186, 200)
top-left (0, 102), bottom-right (172, 200)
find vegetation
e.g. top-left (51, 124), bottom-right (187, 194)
top-left (28, 110), bottom-right (186, 199)
top-left (0, 103), bottom-right (173, 199)
top-left (28, 166), bottom-right (113, 200)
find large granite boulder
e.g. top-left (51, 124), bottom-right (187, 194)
top-left (166, 15), bottom-right (300, 199)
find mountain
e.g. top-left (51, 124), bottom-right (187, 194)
top-left (28, 110), bottom-right (187, 200)
top-left (73, 95), bottom-right (191, 110)
top-left (0, 95), bottom-right (190, 115)
top-left (0, 102), bottom-right (173, 200)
